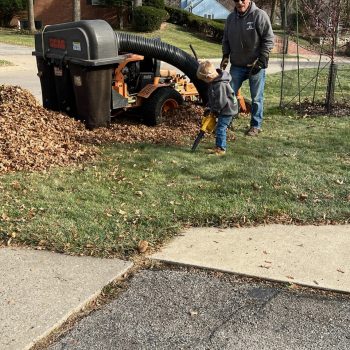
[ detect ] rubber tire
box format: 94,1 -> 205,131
142,87 -> 184,126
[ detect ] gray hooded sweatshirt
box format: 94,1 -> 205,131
222,1 -> 274,67
208,70 -> 238,116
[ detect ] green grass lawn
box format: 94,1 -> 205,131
1,71 -> 349,258
123,23 -> 222,59
0,28 -> 35,46
0,23 -> 303,59
0,23 -> 222,58
0,25 -> 349,259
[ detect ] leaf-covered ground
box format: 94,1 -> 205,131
0,84 -> 226,174
0,85 -> 97,173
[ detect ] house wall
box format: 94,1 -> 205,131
34,0 -> 120,27
194,2 -> 229,19
181,0 -> 230,20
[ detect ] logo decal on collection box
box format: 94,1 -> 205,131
54,67 -> 63,76
74,76 -> 82,86
73,41 -> 81,51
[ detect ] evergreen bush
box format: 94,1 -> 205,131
0,0 -> 26,26
133,6 -> 168,32
143,0 -> 165,10
165,6 -> 224,42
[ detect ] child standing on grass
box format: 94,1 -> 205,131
197,60 -> 238,155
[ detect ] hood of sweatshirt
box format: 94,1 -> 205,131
213,69 -> 231,84
235,1 -> 257,18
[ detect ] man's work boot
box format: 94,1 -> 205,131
246,127 -> 261,137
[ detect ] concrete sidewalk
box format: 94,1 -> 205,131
152,225 -> 350,293
0,247 -> 132,350
2,225 -> 348,350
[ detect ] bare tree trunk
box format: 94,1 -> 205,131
280,0 -> 287,29
134,0 -> 142,7
281,0 -> 294,29
270,0 -> 278,25
28,0 -> 36,33
73,0 -> 81,21
326,0 -> 341,111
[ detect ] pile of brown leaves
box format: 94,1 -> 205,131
0,85 -> 206,174
0,85 -> 98,173
81,104 -> 203,146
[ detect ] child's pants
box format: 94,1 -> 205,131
216,114 -> 233,150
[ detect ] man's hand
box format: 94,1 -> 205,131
248,54 -> 269,76
220,55 -> 229,70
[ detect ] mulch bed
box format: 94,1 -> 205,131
295,101 -> 350,118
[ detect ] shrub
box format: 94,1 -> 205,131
143,0 -> 165,10
345,42 -> 350,57
133,6 -> 168,32
165,6 -> 189,25
0,0 -> 26,26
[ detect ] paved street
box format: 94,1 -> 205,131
48,268 -> 350,350
0,44 -> 41,101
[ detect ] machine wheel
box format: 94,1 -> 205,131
143,87 -> 184,126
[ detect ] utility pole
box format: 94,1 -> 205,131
270,0 -> 278,25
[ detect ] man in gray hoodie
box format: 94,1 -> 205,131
221,0 -> 274,136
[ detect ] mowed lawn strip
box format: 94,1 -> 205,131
0,24 -> 221,58
0,28 -> 34,46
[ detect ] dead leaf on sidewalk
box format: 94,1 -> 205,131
189,310 -> 198,317
258,265 -> 271,269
